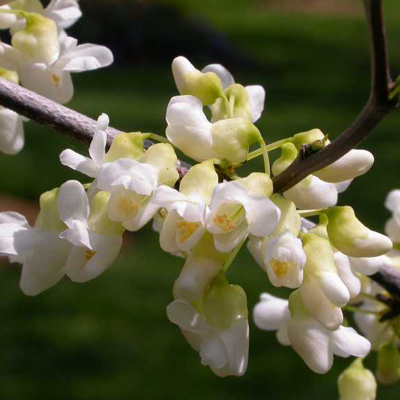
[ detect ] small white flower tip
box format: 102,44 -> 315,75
354,230 -> 393,258
97,113 -> 109,131
385,189 -> 400,213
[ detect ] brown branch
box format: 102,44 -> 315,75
272,0 -> 398,193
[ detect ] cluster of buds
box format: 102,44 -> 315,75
0,50 -> 399,398
0,0 -> 113,155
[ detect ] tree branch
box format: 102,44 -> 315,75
272,0 -> 398,193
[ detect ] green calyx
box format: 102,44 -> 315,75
0,67 -> 19,85
35,188 -> 66,232
202,274 -> 248,330
272,143 -> 298,176
291,129 -> 325,150
239,172 -> 273,198
141,143 -> 179,187
104,132 -> 145,163
271,194 -> 301,236
377,342 -> 400,385
88,191 -> 125,236
179,159 -> 218,204
212,117 -> 262,165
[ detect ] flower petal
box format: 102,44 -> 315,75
0,108 -> 24,155
59,149 -> 98,178
332,326 -> 371,358
253,293 -> 290,331
58,180 -> 90,229
201,64 -> 235,89
245,85 -> 265,122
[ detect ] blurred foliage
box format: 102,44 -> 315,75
1,0 -> 400,399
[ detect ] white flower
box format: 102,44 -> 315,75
248,231 -> 306,289
96,158 -> 160,231
167,279 -> 249,378
206,179 -> 280,252
300,233 -> 350,330
0,193 -> 71,296
166,95 -> 261,164
0,35 -> 113,104
18,36 -> 113,104
152,160 -> 218,254
202,63 -> 265,122
58,180 -> 123,283
60,113 -> 109,177
253,291 -> 370,374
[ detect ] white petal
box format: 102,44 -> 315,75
200,333 -> 229,371
44,0 -> 82,30
349,255 -> 386,276
319,271 -> 350,307
334,179 -> 353,193
314,150 -> 374,183
59,221 -> 91,249
334,253 -> 361,299
174,256 -> 221,302
385,189 -> 400,213
122,198 -> 159,232
354,230 -> 393,258
58,180 -> 90,229
19,64 -> 74,104
216,319 -> 249,377
0,42 -> 19,71
20,232 -> 71,296
253,293 -> 290,331
166,95 -> 214,162
0,223 -> 29,256
284,176 -> 338,210
88,123 -> 107,167
0,211 -> 29,226
57,43 -> 114,72
213,219 -> 249,252
66,233 -> 122,282
166,299 -> 208,333
59,149 -> 98,178
332,326 -> 371,358
97,159 -> 158,195
0,5 -> 16,30
300,280 -> 343,330
201,64 -> 235,89
245,85 -> 265,122
288,317 -> 333,374
0,108 -> 24,155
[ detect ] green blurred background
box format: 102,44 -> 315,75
0,0 -> 400,398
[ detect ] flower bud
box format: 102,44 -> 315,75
338,359 -> 377,400
239,172 -> 273,198
272,143 -> 297,175
104,132 -> 145,163
291,128 -> 325,150
172,56 -> 224,106
377,342 -> 400,385
326,206 -> 392,257
35,188 -> 66,232
211,117 -> 262,164
12,12 -> 60,64
314,149 -> 374,183
203,275 -> 248,330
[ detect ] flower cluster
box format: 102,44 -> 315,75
0,0 -> 113,155
0,52 -> 398,398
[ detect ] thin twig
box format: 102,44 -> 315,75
272,0 -> 398,193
